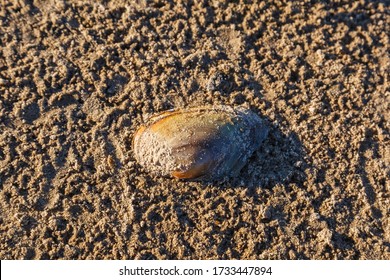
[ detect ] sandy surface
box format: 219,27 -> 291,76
0,0 -> 389,259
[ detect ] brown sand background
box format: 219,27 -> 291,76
0,0 -> 389,259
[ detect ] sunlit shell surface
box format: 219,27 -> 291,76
133,106 -> 269,180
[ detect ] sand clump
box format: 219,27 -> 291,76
0,0 -> 389,259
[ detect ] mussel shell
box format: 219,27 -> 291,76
133,106 -> 268,180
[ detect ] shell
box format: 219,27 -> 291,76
133,106 -> 268,180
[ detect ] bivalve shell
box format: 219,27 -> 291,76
133,106 -> 268,180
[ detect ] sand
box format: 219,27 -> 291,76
0,0 -> 389,259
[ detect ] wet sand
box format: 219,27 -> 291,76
0,0 -> 389,259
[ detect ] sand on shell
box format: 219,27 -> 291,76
0,0 -> 389,259
133,106 -> 269,180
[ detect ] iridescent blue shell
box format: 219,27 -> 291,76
133,106 -> 268,180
